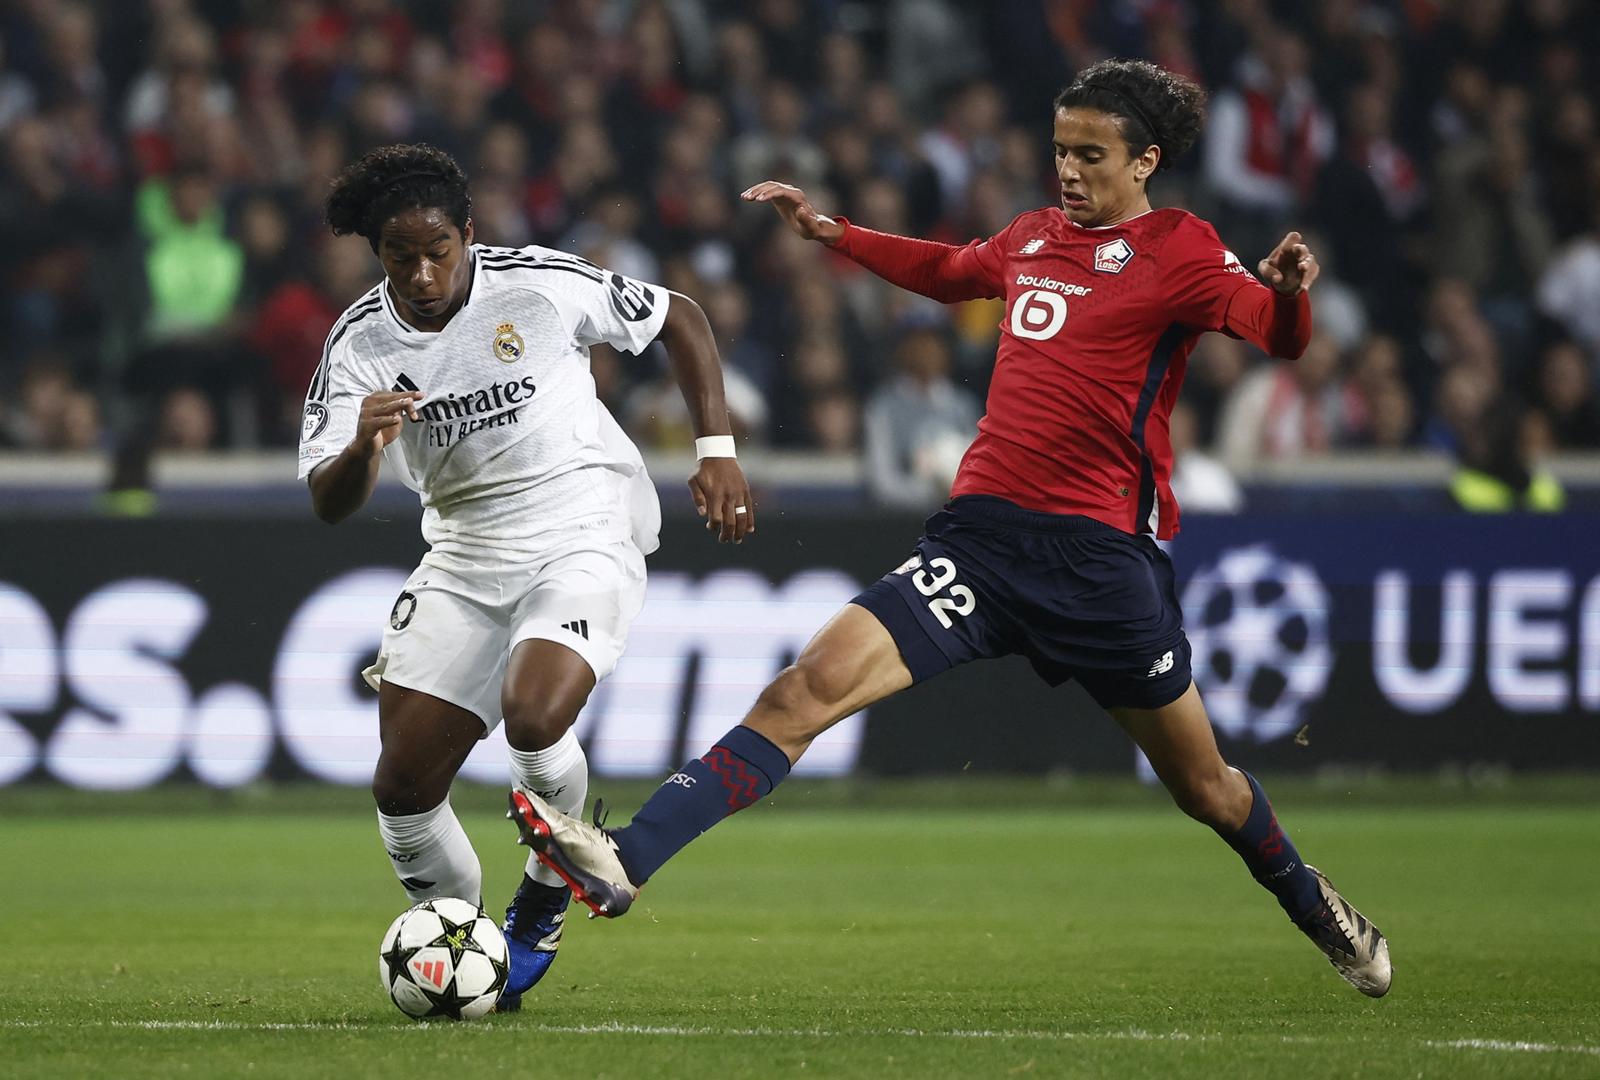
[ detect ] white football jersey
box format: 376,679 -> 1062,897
298,244 -> 667,564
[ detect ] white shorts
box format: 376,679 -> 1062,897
361,540 -> 647,732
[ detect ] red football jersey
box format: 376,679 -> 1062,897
838,207 -> 1291,539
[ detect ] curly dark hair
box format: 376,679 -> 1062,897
1053,60 -> 1207,173
325,143 -> 471,251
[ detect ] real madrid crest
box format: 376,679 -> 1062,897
493,322 -> 525,363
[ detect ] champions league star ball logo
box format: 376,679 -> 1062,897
1183,545 -> 1333,743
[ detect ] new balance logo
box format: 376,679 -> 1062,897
1020,238 -> 1045,255
411,959 -> 448,989
561,619 -> 589,640
1147,650 -> 1175,677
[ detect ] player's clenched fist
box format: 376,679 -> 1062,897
353,390 -> 423,455
741,181 -> 845,246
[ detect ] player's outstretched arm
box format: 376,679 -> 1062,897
1220,232 -> 1318,360
740,180 -> 1001,303
656,291 -> 756,544
307,391 -> 421,524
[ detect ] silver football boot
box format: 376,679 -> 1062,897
1298,865 -> 1392,997
507,786 -> 639,918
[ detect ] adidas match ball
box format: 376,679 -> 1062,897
378,897 -> 508,1020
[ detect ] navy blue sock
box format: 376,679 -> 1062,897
1215,772 -> 1323,924
612,726 -> 792,886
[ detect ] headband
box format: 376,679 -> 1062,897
1080,82 -> 1160,142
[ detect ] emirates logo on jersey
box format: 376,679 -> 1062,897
1093,238 -> 1135,273
418,377 -> 537,424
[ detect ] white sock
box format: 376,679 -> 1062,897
509,727 -> 589,887
377,796 -> 483,906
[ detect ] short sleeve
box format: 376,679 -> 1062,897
1163,217 -> 1270,332
553,259 -> 671,355
297,332 -> 364,479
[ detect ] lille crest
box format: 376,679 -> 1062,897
493,322 -> 525,363
1093,238 -> 1135,274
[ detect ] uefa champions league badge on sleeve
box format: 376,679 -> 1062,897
493,322 -> 525,363
1093,238 -> 1135,274
302,402 -> 329,440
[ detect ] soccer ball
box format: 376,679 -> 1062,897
378,897 -> 508,1020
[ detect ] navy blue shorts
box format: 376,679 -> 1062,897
852,495 -> 1192,710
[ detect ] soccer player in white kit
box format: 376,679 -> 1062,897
299,144 -> 755,1011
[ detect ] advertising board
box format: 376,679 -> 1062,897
2,513 -> 1595,788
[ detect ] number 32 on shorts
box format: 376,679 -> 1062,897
911,557 -> 976,629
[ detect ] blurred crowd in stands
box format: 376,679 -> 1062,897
2,0 -> 1599,508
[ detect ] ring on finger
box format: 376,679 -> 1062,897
734,505 -> 748,514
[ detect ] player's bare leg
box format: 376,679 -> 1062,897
1112,682 -> 1392,997
509,603 -> 913,916
497,638 -> 598,1007
372,682 -> 486,905
1110,682 -> 1253,829
740,603 -> 915,761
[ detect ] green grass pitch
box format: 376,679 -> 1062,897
5,777 -> 1599,1079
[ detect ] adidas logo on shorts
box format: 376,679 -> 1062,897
561,619 -> 589,640
1147,650 -> 1175,678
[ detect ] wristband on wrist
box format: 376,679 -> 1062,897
694,435 -> 737,460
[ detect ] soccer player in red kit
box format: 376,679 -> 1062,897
509,59 -> 1391,997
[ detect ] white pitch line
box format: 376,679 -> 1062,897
544,1023 -> 1199,1042
3,1019 -> 1201,1042
1423,1038 -> 1600,1057
4,1019 -> 1598,1057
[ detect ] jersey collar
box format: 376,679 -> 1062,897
1062,206 -> 1157,231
